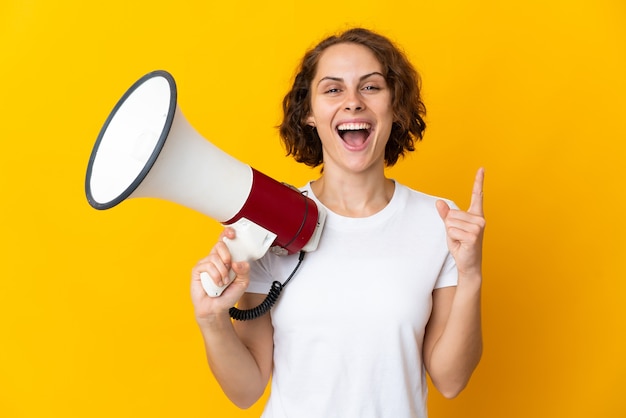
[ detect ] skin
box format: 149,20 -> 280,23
191,42 -> 485,408
305,43 -> 396,217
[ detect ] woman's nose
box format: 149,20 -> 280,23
344,91 -> 365,111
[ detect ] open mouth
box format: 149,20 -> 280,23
337,122 -> 372,148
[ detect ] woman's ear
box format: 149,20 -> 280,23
305,114 -> 316,127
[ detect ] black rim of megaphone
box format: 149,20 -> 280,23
85,70 -> 177,210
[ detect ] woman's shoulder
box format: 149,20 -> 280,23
396,182 -> 457,210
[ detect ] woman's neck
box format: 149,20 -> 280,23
311,171 -> 395,218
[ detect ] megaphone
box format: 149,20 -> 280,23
85,70 -> 326,300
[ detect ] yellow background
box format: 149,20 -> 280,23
1,0 -> 625,417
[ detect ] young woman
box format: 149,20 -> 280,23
191,28 -> 485,417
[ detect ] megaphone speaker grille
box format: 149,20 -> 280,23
85,70 -> 177,209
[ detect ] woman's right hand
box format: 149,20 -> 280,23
191,227 -> 251,324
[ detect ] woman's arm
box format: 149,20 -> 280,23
191,228 -> 274,409
423,168 -> 486,398
423,281 -> 482,398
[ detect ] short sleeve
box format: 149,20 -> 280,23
434,251 -> 458,289
434,198 -> 459,289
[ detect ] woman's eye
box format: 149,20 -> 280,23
325,88 -> 341,94
363,85 -> 380,91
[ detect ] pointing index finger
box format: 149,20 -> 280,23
468,167 -> 485,216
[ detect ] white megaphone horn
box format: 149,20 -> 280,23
85,70 -> 326,302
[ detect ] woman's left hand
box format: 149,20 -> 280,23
436,168 -> 486,277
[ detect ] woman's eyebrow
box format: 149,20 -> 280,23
317,76 -> 342,86
317,72 -> 385,86
360,71 -> 385,81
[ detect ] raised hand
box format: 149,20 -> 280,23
435,168 -> 486,277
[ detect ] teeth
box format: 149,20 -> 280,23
337,122 -> 371,131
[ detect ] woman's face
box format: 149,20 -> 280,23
306,42 -> 394,175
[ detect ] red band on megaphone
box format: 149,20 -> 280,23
224,168 -> 319,255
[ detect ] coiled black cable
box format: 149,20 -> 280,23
228,281 -> 284,321
229,251 -> 306,321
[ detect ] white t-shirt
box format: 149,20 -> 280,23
246,181 -> 458,418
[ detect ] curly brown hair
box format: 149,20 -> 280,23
279,28 -> 427,168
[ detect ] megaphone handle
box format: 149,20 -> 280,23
200,218 -> 277,297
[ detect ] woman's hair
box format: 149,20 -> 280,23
279,27 -> 427,168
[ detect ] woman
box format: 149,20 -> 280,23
191,27 -> 485,417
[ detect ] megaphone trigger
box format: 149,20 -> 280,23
200,218 -> 277,297
222,218 -> 278,262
